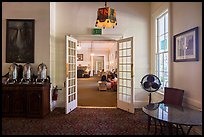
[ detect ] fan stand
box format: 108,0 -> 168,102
148,93 -> 152,104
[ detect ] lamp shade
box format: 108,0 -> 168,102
95,6 -> 117,29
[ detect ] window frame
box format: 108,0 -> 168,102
155,11 -> 169,91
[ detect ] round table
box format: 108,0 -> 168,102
142,103 -> 202,135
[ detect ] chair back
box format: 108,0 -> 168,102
163,87 -> 184,106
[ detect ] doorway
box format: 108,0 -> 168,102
66,35 -> 134,114
76,40 -> 117,107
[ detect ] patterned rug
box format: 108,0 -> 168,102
2,107 -> 196,135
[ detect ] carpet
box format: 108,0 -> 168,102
2,107 -> 196,135
2,108 -> 153,135
77,76 -> 117,107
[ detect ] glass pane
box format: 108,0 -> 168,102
123,42 -> 127,49
123,72 -> 127,79
165,13 -> 168,33
159,35 -> 165,53
123,94 -> 127,102
119,72 -> 123,78
127,80 -> 131,87
73,94 -> 76,100
73,42 -> 76,49
126,65 -> 131,71
123,80 -> 126,86
159,54 -> 164,72
119,65 -> 123,71
164,34 -> 168,52
158,16 -> 164,35
127,49 -> 131,56
123,65 -> 126,71
127,88 -> 131,95
158,71 -> 164,88
123,87 -> 126,93
68,87 -> 71,94
126,41 -> 131,48
164,53 -> 168,72
119,50 -> 123,57
126,57 -> 131,63
119,94 -> 122,100
123,50 -> 126,56
122,57 -> 125,63
119,79 -> 122,86
164,72 -> 168,87
127,95 -> 131,103
119,43 -> 123,49
73,79 -> 76,85
127,72 -> 131,79
68,96 -> 70,103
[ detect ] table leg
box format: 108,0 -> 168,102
186,126 -> 193,135
147,116 -> 151,131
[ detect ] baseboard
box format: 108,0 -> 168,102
183,97 -> 202,111
56,101 -> 65,108
133,101 -> 148,108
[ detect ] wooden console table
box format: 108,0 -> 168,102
2,83 -> 50,118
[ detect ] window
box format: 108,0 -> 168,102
155,11 -> 168,90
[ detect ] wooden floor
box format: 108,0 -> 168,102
77,75 -> 117,107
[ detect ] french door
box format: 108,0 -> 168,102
117,37 -> 134,113
65,35 -> 77,114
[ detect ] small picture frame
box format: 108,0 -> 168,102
6,19 -> 35,63
173,27 -> 199,62
77,54 -> 83,61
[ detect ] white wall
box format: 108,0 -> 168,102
151,2 -> 202,110
171,2 -> 202,110
2,2 -> 50,76
76,41 -> 113,71
109,42 -> 117,71
53,2 -> 150,107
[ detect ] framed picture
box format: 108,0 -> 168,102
173,27 -> 199,62
6,19 -> 35,63
77,54 -> 83,61
115,51 -> 117,59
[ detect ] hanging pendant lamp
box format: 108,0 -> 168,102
95,2 -> 117,29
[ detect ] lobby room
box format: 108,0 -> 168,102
2,2 -> 202,135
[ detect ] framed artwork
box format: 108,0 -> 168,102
77,54 -> 83,61
115,51 -> 117,59
173,27 -> 199,62
6,19 -> 35,63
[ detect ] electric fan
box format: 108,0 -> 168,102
140,74 -> 161,104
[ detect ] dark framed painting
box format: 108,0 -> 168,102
173,27 -> 199,62
77,54 -> 83,61
6,19 -> 35,63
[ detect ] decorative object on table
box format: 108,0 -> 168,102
6,62 -> 18,84
95,2 -> 117,29
6,19 -> 35,63
173,27 -> 199,62
21,63 -> 32,84
36,63 -> 48,83
140,74 -> 161,104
